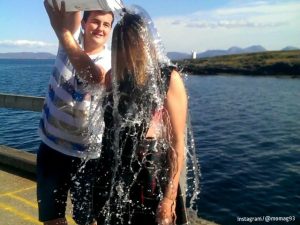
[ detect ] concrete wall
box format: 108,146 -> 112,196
0,93 -> 44,112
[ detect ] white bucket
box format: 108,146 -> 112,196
47,0 -> 123,12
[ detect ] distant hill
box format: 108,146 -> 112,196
197,45 -> 266,58
167,52 -> 190,61
0,52 -> 56,59
281,46 -> 299,51
178,50 -> 300,76
167,45 -> 267,60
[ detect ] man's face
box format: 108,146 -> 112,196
83,11 -> 113,48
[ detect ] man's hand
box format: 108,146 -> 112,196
44,0 -> 79,36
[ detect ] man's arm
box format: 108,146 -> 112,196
44,0 -> 106,85
64,12 -> 81,35
55,30 -> 106,84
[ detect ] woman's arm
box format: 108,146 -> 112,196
157,70 -> 188,224
164,69 -> 187,199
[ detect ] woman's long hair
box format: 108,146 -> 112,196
111,11 -> 179,188
112,13 -> 158,87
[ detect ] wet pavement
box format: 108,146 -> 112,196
0,166 -> 75,225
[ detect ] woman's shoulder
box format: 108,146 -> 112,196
168,70 -> 185,94
160,65 -> 184,91
161,64 -> 177,76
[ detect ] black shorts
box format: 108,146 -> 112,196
36,142 -> 101,224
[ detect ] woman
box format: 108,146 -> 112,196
97,6 -> 190,225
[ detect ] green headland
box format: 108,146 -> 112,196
177,50 -> 300,76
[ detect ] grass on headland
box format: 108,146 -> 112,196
177,50 -> 300,76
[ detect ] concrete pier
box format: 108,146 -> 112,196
0,146 -> 77,225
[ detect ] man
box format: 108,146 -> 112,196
37,0 -> 114,224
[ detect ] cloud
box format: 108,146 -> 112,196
163,1 -> 300,30
154,1 -> 300,52
0,40 -> 55,48
185,20 -> 288,29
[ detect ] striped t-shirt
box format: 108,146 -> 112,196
38,29 -> 111,159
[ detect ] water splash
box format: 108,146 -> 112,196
71,5 -> 201,225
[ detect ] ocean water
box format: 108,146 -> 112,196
0,59 -> 300,224
0,59 -> 52,152
186,75 -> 300,224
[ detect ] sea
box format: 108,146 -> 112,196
0,59 -> 299,225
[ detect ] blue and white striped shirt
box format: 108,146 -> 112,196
38,29 -> 111,159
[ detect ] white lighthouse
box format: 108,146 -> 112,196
192,51 -> 197,59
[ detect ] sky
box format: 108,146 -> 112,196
0,0 -> 299,54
